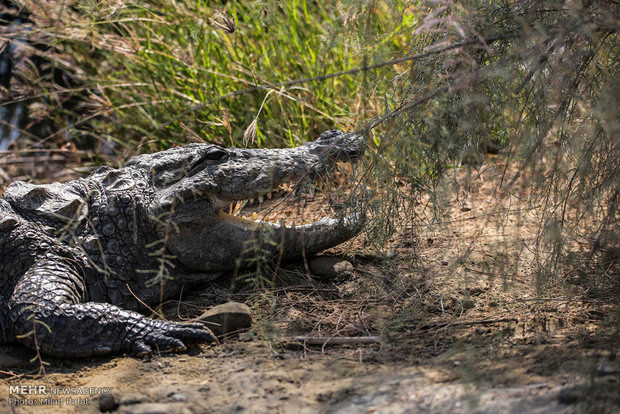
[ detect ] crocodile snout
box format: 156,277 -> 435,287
311,129 -> 366,163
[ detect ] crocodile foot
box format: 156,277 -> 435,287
127,320 -> 217,356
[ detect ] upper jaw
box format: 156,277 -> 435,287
148,130 -> 365,218
212,131 -> 365,201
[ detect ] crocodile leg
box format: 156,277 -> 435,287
8,259 -> 215,357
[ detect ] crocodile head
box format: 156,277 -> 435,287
126,130 -> 365,272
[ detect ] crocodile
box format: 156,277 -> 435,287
0,130 -> 365,358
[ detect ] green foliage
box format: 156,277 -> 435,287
20,0 -> 408,153
365,0 -> 618,288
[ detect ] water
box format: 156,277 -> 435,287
0,101 -> 26,150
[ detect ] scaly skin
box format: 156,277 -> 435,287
0,130 -> 365,357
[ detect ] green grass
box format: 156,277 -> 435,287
27,0 -> 412,155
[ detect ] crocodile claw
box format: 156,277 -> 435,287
128,320 -> 217,356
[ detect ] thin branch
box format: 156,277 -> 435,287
287,336 -> 382,346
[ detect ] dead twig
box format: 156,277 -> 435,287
0,149 -> 88,155
125,283 -> 157,316
0,155 -> 70,164
416,317 -> 518,330
0,369 -> 26,380
287,336 -> 382,346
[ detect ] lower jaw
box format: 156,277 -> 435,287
217,210 -> 333,232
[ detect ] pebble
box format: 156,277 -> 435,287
118,402 -> 190,414
596,364 -> 617,377
461,298 -> 475,309
308,256 -> 354,280
195,302 -> 252,337
97,394 -> 118,412
169,393 -> 187,402
557,388 -> 582,404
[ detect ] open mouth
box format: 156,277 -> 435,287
161,137 -> 366,271
216,184 -> 323,231
166,174 -> 364,272
216,170 -> 356,232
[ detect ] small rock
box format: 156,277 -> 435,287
441,260 -> 449,266
596,364 -> 617,377
460,206 -> 472,212
316,392 -> 331,403
195,302 -> 252,337
461,298 -> 475,309
525,382 -> 549,389
557,388 -> 582,404
119,402 -> 190,414
98,394 -> 119,412
168,393 -> 187,402
308,256 -> 354,280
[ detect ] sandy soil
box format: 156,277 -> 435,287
0,158 -> 618,413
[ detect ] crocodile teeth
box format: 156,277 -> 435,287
232,200 -> 247,216
251,212 -> 259,221
266,192 -> 272,199
258,196 -> 264,204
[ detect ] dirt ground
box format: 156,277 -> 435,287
0,156 -> 618,413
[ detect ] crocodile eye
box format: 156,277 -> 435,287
188,146 -> 228,176
204,146 -> 228,161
